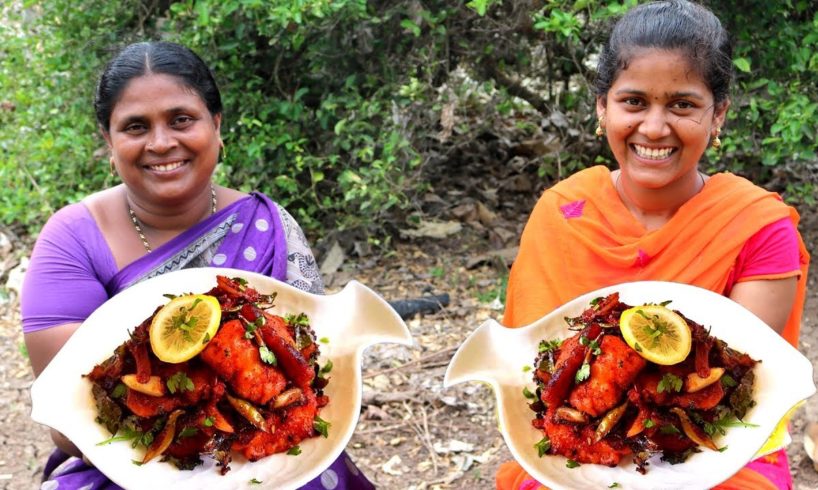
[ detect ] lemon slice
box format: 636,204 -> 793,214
619,304 -> 692,365
149,294 -> 221,363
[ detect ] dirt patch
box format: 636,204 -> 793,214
1,207 -> 816,490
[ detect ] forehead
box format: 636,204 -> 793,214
111,73 -> 206,118
612,48 -> 711,95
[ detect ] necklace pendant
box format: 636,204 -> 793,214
127,184 -> 217,254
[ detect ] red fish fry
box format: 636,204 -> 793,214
569,335 -> 647,417
200,319 -> 287,406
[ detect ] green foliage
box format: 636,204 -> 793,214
466,0 -> 818,204
1,0 -> 816,238
1,0 -> 431,235
709,0 -> 818,204
1,1 -> 128,230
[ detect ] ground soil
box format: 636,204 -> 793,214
1,196 -> 816,490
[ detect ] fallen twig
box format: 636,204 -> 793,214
362,390 -> 421,405
364,346 -> 457,379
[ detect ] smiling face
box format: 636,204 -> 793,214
104,73 -> 222,208
597,49 -> 728,190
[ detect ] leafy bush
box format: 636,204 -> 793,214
459,0 -> 817,203
1,0 -> 434,236
1,0 -> 815,239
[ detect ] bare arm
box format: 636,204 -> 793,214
729,277 -> 798,335
25,322 -> 83,457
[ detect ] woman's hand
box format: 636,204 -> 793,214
729,277 -> 798,335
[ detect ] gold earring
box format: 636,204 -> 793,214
712,128 -> 722,150
595,115 -> 605,137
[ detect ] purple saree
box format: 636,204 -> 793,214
23,192 -> 374,489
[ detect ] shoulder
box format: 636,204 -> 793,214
247,192 -> 302,233
274,203 -> 300,231
543,165 -> 611,201
31,200 -> 111,270
215,186 -> 249,209
709,172 -> 786,203
528,165 -> 611,218
37,201 -> 96,243
273,203 -> 312,251
739,217 -> 801,271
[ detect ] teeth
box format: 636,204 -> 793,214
152,161 -> 185,172
633,145 -> 673,159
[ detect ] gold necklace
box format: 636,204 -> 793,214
128,185 -> 217,253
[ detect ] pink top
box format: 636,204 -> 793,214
724,217 -> 801,295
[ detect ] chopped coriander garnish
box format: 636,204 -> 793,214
721,374 -> 737,387
202,332 -> 211,344
132,460 -> 145,466
657,373 -> 683,393
534,436 -> 551,457
702,414 -> 760,436
538,339 -> 562,353
259,346 -> 277,365
643,419 -> 655,429
609,484 -> 621,488
575,362 -> 591,383
243,317 -> 263,339
635,310 -> 673,347
97,423 -> 154,449
171,298 -> 202,341
589,296 -> 604,306
580,335 -> 602,355
319,359 -> 334,375
285,312 -> 310,327
287,446 -> 302,456
319,337 -> 330,344
167,371 -> 195,394
658,300 -> 672,307
111,383 -> 127,399
203,416 -> 215,427
718,445 -> 729,452
314,416 -> 330,437
659,424 -> 680,435
178,427 -> 198,438
522,365 -> 532,372
249,478 -> 262,485
522,387 -> 536,399
566,459 -> 580,468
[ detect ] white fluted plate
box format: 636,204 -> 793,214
444,281 -> 815,490
31,267 -> 412,490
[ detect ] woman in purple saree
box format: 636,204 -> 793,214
22,41 -> 374,490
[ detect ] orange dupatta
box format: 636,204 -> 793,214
503,166 -> 809,345
497,166 -> 810,490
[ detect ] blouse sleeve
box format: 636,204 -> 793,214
724,217 -> 801,293
21,204 -> 116,333
274,204 -> 325,295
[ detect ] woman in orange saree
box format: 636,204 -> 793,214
496,1 -> 810,489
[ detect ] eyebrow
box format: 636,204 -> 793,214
115,107 -> 194,126
614,89 -> 705,100
116,115 -> 145,128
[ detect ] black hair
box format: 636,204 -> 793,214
595,0 -> 733,104
94,42 -> 222,131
